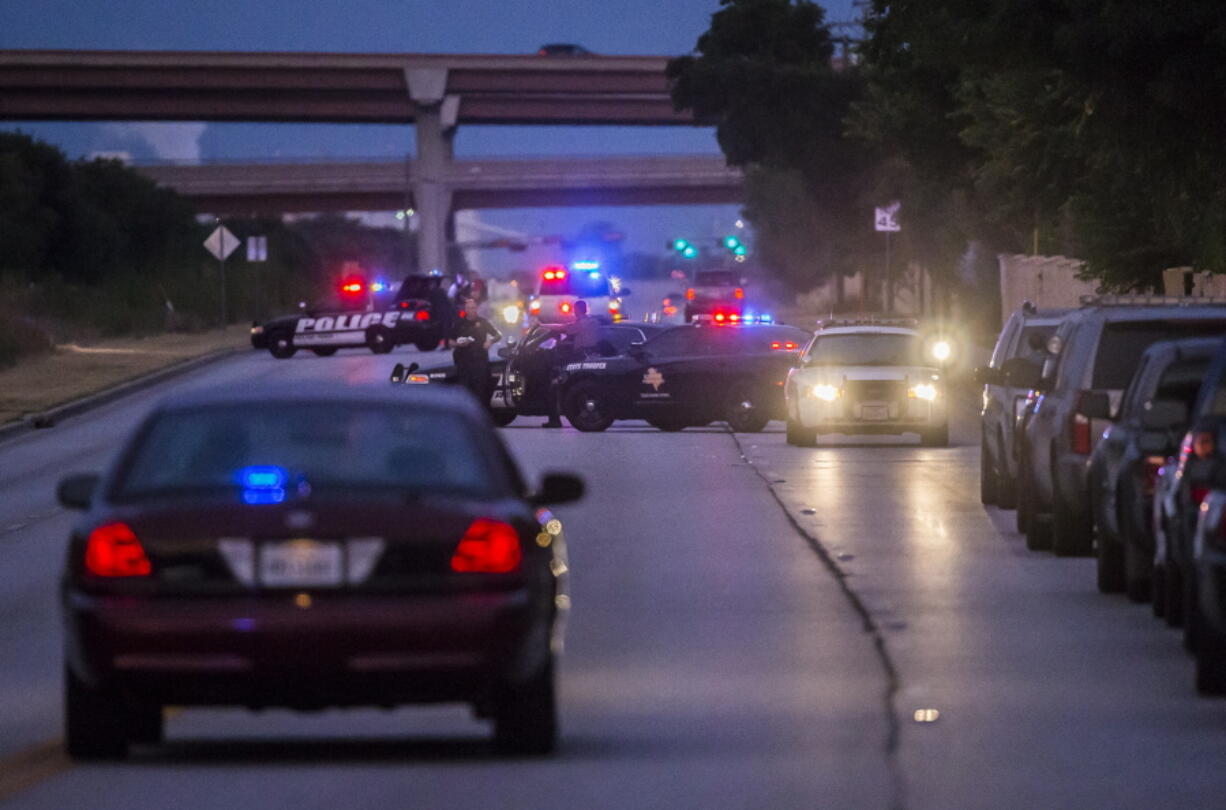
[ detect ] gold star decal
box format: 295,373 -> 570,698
643,367 -> 665,391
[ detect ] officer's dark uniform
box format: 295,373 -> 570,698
543,310 -> 600,426
452,310 -> 501,403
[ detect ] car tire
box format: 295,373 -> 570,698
980,434 -> 998,505
724,387 -> 769,433
1016,456 -> 1033,534
491,410 -> 517,428
1152,563 -> 1167,618
1052,499 -> 1093,557
64,666 -> 129,760
366,326 -> 394,354
493,658 -> 557,756
996,430 -> 1018,509
647,417 -> 688,432
1025,514 -> 1053,551
1122,519 -> 1152,603
268,333 -> 296,359
786,418 -> 817,447
1184,576 -> 1201,653
310,347 -> 338,357
1196,622 -> 1226,696
1165,564 -> 1185,627
126,703 -> 164,746
921,423 -> 949,448
563,382 -> 615,432
415,337 -> 442,352
1096,530 -> 1125,593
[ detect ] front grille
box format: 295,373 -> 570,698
844,379 -> 907,405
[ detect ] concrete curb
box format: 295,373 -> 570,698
0,347 -> 244,444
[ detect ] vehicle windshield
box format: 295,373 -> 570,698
117,403 -> 501,500
803,333 -> 924,366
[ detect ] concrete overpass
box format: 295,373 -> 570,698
0,49 -> 710,274
136,155 -> 742,214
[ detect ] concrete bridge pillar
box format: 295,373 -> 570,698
405,69 -> 457,276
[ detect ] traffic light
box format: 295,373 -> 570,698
671,238 -> 690,252
723,235 -> 748,257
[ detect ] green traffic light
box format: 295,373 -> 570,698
733,244 -> 748,256
682,245 -> 699,259
671,238 -> 691,252
723,235 -> 741,249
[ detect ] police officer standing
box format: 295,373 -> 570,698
542,299 -> 600,428
451,294 -> 501,404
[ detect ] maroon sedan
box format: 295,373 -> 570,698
57,384 -> 582,759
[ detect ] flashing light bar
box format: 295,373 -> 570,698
572,260 -> 600,271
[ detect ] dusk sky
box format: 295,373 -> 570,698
3,0 -> 859,269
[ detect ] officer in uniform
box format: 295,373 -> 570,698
451,295 -> 501,404
542,299 -> 600,428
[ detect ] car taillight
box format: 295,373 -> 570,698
714,312 -> 726,323
414,309 -> 430,321
609,300 -> 620,312
398,300 -> 410,309
1070,392 -> 1094,454
685,288 -> 695,300
450,519 -> 521,574
559,301 -> 572,314
734,287 -> 745,299
84,523 -> 152,577
784,342 -> 797,351
770,342 -> 781,349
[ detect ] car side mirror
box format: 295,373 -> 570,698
57,473 -> 100,510
1141,399 -> 1188,431
1000,357 -> 1041,389
1078,391 -> 1113,420
974,366 -> 1004,386
530,472 -> 585,506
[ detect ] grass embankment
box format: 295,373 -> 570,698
0,329 -> 246,426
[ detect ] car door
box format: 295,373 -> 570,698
631,328 -> 713,414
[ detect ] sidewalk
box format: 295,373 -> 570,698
0,329 -> 246,427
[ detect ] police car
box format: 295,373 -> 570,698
526,265 -> 627,325
785,319 -> 951,446
554,320 -> 811,432
252,274 -> 449,359
390,350 -> 517,427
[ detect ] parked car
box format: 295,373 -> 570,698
1087,339 -> 1215,599
1188,487 -> 1226,693
976,303 -> 1070,507
1016,297 -> 1226,556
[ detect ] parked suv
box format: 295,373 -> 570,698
1016,297 -> 1226,556
976,302 -> 1070,508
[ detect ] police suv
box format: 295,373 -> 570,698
785,319 -> 951,447
527,265 -> 626,325
251,275 -> 449,359
555,320 -> 811,432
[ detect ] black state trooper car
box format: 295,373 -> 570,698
555,322 -> 812,432
253,275 -> 450,359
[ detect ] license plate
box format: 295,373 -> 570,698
861,404 -> 889,421
260,540 -> 343,587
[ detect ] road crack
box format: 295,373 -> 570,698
726,429 -> 908,810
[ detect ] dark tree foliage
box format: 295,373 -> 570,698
668,0 -> 877,292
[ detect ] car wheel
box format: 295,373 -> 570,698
64,666 -> 129,760
310,347 -> 338,357
268,333 -> 296,359
1016,454 -> 1033,534
1165,564 -> 1185,627
1196,621 -> 1226,696
1025,514 -> 1053,551
996,430 -> 1018,509
1096,530 -> 1125,593
563,382 -> 615,432
366,326 -> 394,354
647,416 -> 688,432
1152,563 -> 1167,618
1184,576 -> 1201,653
1052,500 -> 1093,557
126,703 -> 164,745
786,417 -> 817,447
921,423 -> 949,448
491,409 -> 517,428
415,337 -> 442,352
1122,519 -> 1152,603
724,387 -> 769,433
980,434 -> 998,505
493,657 -> 557,756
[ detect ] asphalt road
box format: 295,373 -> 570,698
2,346 -> 1225,809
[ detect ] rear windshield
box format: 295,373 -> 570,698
118,403 -> 501,500
695,271 -> 738,287
538,272 -> 610,297
804,333 -> 924,366
1155,358 -> 1210,409
1093,321 -> 1226,389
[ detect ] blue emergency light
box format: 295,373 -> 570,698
237,465 -> 288,505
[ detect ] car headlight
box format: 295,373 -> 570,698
909,383 -> 938,401
930,340 -> 952,362
812,384 -> 840,402
250,325 -> 264,335
501,304 -> 521,324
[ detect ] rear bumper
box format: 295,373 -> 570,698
65,588 -> 551,707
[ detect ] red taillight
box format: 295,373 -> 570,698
450,519 -> 522,574
529,300 -> 541,314
770,341 -> 781,349
685,288 -> 695,301
609,300 -> 620,312
559,301 -> 572,314
734,287 -> 745,300
85,523 -> 151,577
714,312 -> 726,323
785,342 -> 798,350
1193,487 -> 1211,506
398,300 -> 410,309
414,309 -> 430,321
1071,414 -> 1092,454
